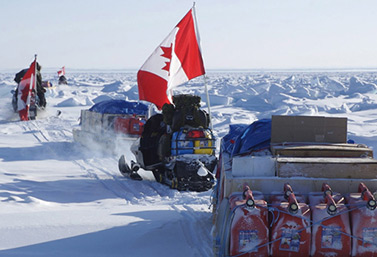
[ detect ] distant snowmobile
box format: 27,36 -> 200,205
57,66 -> 68,85
12,57 -> 46,120
118,94 -> 217,192
58,75 -> 68,85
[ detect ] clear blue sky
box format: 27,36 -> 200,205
1,0 -> 377,70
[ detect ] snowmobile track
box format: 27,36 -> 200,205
73,159 -> 139,203
19,120 -> 139,203
20,119 -> 173,204
171,204 -> 212,257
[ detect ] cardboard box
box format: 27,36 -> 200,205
271,115 -> 347,143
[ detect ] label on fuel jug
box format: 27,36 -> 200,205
279,228 -> 300,252
239,230 -> 258,253
321,226 -> 342,249
362,227 -> 377,247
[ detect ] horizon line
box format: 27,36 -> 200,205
2,67 -> 377,73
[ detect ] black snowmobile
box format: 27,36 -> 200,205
58,75 -> 68,85
118,94 -> 217,192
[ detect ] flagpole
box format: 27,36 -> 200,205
204,75 -> 213,130
32,54 -> 37,120
192,4 -> 213,130
34,54 -> 37,95
34,54 -> 37,74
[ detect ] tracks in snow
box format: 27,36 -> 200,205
17,115 -> 214,257
19,118 -> 206,206
172,204 -> 213,257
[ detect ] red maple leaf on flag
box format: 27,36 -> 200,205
160,43 -> 172,73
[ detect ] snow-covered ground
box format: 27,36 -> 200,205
1,70 -> 377,256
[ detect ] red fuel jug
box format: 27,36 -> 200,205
229,185 -> 269,256
310,192 -> 351,257
346,183 -> 377,257
270,192 -> 311,257
217,185 -> 265,257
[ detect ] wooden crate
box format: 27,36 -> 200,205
277,157 -> 377,179
271,143 -> 373,158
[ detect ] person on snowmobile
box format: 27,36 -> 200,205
14,69 -> 28,84
13,68 -> 28,112
35,63 -> 47,108
13,62 -> 47,110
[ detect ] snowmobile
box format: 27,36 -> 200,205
118,94 -> 217,192
11,88 -> 41,120
12,66 -> 46,120
58,75 -> 68,85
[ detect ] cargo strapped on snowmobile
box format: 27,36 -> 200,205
170,127 -> 215,156
162,94 -> 210,132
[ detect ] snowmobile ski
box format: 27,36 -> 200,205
118,155 -> 143,181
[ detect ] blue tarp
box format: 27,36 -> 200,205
89,100 -> 148,115
229,119 -> 271,157
221,124 -> 249,154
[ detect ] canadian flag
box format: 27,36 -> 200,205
17,59 -> 37,121
137,7 -> 205,109
57,66 -> 65,77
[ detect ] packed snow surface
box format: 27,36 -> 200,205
1,70 -> 377,256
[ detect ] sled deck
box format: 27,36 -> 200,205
212,115 -> 377,257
